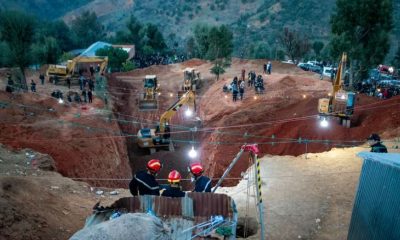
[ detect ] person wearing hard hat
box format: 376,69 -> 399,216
161,170 -> 185,197
129,159 -> 162,196
367,133 -> 388,153
189,163 -> 212,192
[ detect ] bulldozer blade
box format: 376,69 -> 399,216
139,100 -> 158,111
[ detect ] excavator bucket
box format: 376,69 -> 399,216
139,99 -> 158,111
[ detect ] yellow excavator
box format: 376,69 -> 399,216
177,68 -> 201,98
318,52 -> 356,128
138,75 -> 159,111
46,56 -> 108,83
137,90 -> 196,154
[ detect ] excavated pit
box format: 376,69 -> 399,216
108,59 -> 400,187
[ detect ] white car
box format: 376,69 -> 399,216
323,67 -> 334,77
281,60 -> 295,64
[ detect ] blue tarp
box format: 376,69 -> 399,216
79,41 -> 112,57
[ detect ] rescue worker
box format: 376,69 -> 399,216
189,163 -> 212,192
161,170 -> 185,197
367,134 -> 388,153
129,159 -> 162,196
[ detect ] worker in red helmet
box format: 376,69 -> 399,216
129,159 -> 162,196
161,170 -> 185,197
189,163 -> 212,192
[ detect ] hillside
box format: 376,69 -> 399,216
0,0 -> 91,20
2,0 -> 399,58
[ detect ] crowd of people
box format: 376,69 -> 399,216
129,160 -> 211,197
222,62 -> 271,102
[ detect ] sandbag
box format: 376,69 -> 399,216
70,213 -> 171,240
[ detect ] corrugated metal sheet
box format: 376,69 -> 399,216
348,153 -> 400,240
109,193 -> 237,239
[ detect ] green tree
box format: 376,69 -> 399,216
138,23 -> 167,56
122,61 -> 136,72
114,15 -> 143,46
392,45 -> 400,68
71,11 -> 104,48
312,41 -> 324,57
0,11 -> 36,91
31,37 -> 61,64
280,28 -> 310,62
206,25 -> 233,80
330,0 -> 393,85
194,24 -> 211,58
96,46 -> 129,72
185,36 -> 197,59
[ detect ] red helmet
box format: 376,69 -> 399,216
189,163 -> 204,176
147,159 -> 162,173
168,170 -> 181,183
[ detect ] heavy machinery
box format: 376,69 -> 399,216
178,68 -> 201,98
46,56 -> 108,83
137,90 -> 196,154
138,75 -> 159,111
318,52 -> 356,128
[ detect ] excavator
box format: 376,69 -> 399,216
138,75 -> 159,111
318,52 -> 356,128
177,68 -> 201,98
137,90 -> 196,154
46,56 -> 108,83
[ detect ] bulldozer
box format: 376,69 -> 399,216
137,90 -> 196,154
177,68 -> 201,98
46,56 -> 108,83
318,52 -> 356,128
138,75 -> 159,111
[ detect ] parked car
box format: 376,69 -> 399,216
282,60 -> 295,64
297,63 -> 311,71
323,67 -> 334,77
308,65 -> 322,74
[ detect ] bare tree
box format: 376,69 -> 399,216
280,28 -> 310,62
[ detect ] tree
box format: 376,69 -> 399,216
121,61 -> 136,72
312,41 -> 324,57
96,46 -> 129,72
114,15 -> 143,46
0,11 -> 36,91
31,37 -> 61,64
193,24 -> 211,58
138,23 -> 167,56
392,45 -> 400,68
71,11 -> 104,48
280,28 -> 310,62
185,36 -> 197,59
205,25 -> 233,80
330,0 -> 393,85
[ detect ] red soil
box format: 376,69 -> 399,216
0,91 -> 131,187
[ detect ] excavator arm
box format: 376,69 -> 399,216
331,53 -> 347,102
159,90 -> 196,132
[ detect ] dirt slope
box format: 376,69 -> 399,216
0,145 -> 131,240
0,90 -> 131,187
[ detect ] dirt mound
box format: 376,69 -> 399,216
0,145 -> 131,240
181,58 -> 207,68
0,91 -> 131,187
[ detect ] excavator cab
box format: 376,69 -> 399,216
178,68 -> 200,98
139,75 -> 159,111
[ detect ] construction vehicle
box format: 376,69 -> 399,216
178,68 -> 201,98
137,90 -> 196,154
138,75 -> 159,111
318,52 -> 356,128
46,56 -> 108,83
